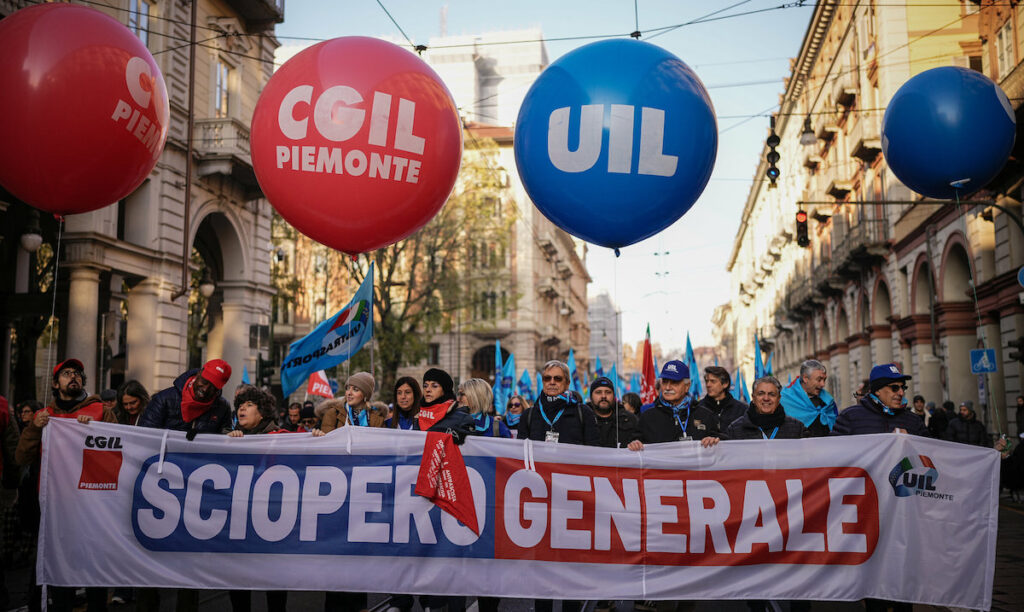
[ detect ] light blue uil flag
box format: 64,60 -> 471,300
280,263 -> 374,397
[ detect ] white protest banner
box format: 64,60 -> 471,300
38,420 -> 998,609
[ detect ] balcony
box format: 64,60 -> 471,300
826,178 -> 853,200
224,0 -> 285,31
195,118 -> 262,198
817,119 -> 840,143
811,255 -> 844,296
804,153 -> 824,169
832,218 -> 890,276
789,277 -> 815,313
848,112 -> 882,162
537,283 -> 559,299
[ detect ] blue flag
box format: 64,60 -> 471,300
630,372 -> 641,394
536,371 -> 543,402
739,370 -> 751,403
493,340 -> 504,414
280,263 -> 374,397
685,333 -> 702,400
594,355 -> 604,378
567,349 -> 582,394
609,363 -> 624,399
518,369 -> 533,398
766,351 -> 774,376
241,366 -> 251,385
498,353 -> 515,415
754,333 -> 765,379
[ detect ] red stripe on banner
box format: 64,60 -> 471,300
494,459 -> 879,567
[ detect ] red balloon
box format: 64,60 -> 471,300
250,37 -> 463,255
0,4 -> 169,215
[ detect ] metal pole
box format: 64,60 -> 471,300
171,0 -> 198,301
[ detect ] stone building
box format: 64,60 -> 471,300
716,0 -> 1024,436
0,0 -> 282,401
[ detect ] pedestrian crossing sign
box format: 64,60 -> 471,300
970,349 -> 997,374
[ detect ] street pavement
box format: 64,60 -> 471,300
5,498 -> 1022,612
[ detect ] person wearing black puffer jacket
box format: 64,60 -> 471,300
832,364 -> 927,612
945,402 -> 990,447
832,364 -> 930,438
725,376 -> 807,441
414,367 -> 476,442
698,366 -> 747,432
518,360 -> 599,446
587,376 -> 640,448
629,361 -> 721,450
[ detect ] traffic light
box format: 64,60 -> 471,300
1008,337 -> 1024,364
766,116 -> 781,187
257,353 -> 273,386
796,210 -> 809,247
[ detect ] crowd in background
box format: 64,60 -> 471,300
0,353 -> 1020,612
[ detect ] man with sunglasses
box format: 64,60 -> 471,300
518,360 -> 598,446
831,364 -> 929,437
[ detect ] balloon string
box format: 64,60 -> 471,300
614,248 -> 621,257
953,187 -> 1002,436
43,215 -> 64,407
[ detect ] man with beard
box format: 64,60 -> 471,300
16,358 -> 118,612
587,376 -> 640,448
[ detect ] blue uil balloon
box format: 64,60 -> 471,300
882,66 -> 1015,200
514,39 -> 717,250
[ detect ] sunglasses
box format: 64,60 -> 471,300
542,375 -> 565,382
301,418 -> 317,425
886,384 -> 907,392
510,402 -> 521,407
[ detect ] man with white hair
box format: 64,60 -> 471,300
518,360 -> 599,446
780,359 -> 837,437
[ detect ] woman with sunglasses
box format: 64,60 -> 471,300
387,376 -> 422,430
832,363 -> 929,437
458,378 -> 512,438
502,395 -> 529,437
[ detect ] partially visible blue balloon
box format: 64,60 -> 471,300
882,66 -> 1015,200
514,39 -> 717,249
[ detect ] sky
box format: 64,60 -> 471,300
273,1 -> 816,355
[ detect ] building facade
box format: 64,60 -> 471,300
717,0 -> 1024,436
589,291 -> 622,372
0,0 -> 282,401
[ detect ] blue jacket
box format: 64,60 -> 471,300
138,369 -> 231,435
831,397 -> 930,437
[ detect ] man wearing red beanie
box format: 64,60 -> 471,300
138,359 -> 232,440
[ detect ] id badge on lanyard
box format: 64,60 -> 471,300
545,430 -> 560,443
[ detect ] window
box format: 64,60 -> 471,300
214,59 -> 232,118
997,20 -> 1015,79
129,0 -> 151,47
428,343 -> 440,365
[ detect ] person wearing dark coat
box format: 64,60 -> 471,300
138,360 -> 232,438
518,360 -> 599,447
586,376 -> 640,448
698,366 -> 747,432
414,367 -> 476,442
725,376 -> 807,441
945,403 -> 990,447
832,364 -> 930,438
927,401 -> 949,439
629,360 -> 721,450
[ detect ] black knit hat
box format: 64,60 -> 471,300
423,367 -> 454,398
590,376 -> 615,398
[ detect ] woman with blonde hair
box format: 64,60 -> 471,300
503,394 -> 529,435
459,378 -> 512,438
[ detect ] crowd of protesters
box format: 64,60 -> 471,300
0,350 -> 1018,611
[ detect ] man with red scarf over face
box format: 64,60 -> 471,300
138,359 -> 232,439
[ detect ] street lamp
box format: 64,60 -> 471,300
198,268 -> 215,298
20,209 -> 42,253
800,115 -> 817,146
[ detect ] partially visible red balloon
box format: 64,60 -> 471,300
250,37 -> 463,255
0,3 -> 169,215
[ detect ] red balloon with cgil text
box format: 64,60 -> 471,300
0,3 -> 169,215
250,37 -> 463,255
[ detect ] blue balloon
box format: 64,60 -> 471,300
882,66 -> 1015,200
514,39 -> 717,249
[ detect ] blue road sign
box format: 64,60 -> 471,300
970,349 -> 998,374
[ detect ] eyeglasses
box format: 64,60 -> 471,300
542,375 -> 565,382
887,384 -> 908,392
58,369 -> 83,380
510,402 -> 521,407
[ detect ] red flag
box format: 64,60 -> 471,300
306,370 -> 333,398
640,324 -> 657,404
415,432 -> 479,535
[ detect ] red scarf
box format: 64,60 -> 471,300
417,399 -> 453,431
180,376 -> 216,423
415,431 -> 479,535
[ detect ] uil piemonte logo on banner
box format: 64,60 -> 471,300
78,435 -> 124,491
888,455 -> 953,501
